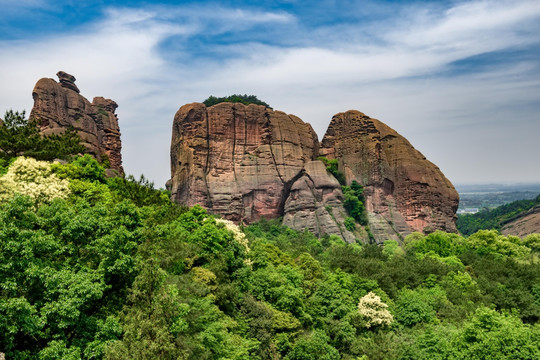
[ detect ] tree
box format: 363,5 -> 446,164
451,307 -> 540,359
0,110 -> 84,162
0,157 -> 70,204
357,291 -> 393,328
285,330 -> 340,360
203,94 -> 271,108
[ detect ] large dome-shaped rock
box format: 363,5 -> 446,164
168,102 -> 319,223
29,71 -> 123,174
320,110 -> 458,242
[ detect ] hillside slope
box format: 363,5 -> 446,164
457,194 -> 540,236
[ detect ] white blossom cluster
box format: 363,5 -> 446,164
215,218 -> 250,254
0,157 -> 70,204
357,291 -> 393,328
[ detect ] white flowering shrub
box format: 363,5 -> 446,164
215,218 -> 253,267
215,218 -> 250,253
0,157 -> 70,204
358,291 -> 393,328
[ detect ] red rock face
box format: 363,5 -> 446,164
169,104 -> 459,243
29,72 -> 123,174
283,160 -> 360,243
169,102 -> 319,223
320,110 -> 459,241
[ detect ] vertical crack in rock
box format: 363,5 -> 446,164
232,106 -> 238,182
203,108 -> 213,207
266,112 -> 285,185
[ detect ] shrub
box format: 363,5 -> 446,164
344,217 -> 356,232
317,157 -> 346,185
52,154 -> 106,182
342,181 -> 368,226
0,157 -> 70,204
203,94 -> 271,108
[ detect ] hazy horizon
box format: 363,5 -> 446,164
2,0 -> 539,188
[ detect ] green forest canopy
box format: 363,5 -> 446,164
0,154 -> 539,359
0,108 -> 539,359
203,94 -> 271,108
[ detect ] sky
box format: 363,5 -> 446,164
1,0 -> 539,188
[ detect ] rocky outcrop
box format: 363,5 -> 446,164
320,110 -> 459,242
29,71 -> 123,174
169,103 -> 458,243
283,160 -> 360,243
501,206 -> 540,237
169,102 -> 318,221
169,102 -> 357,241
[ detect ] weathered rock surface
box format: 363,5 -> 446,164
29,71 -> 123,174
169,103 -> 458,243
169,102 -> 318,221
320,110 -> 459,242
283,160 -> 358,243
501,206 -> 540,237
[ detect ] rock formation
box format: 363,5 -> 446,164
282,160 -> 361,243
320,110 -> 459,241
29,71 -> 123,174
169,103 -> 459,243
168,102 -> 358,241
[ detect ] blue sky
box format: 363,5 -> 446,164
1,0 -> 539,187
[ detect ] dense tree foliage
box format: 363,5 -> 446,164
203,95 -> 271,108
457,194 -> 540,235
0,155 -> 539,359
0,110 -> 84,168
341,181 -> 369,226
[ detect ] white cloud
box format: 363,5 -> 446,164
1,0 -> 539,186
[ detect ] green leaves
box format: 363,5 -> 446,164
1,154 -> 539,359
341,181 -> 368,226
451,307 -> 540,359
0,109 -> 85,162
203,94 -> 271,108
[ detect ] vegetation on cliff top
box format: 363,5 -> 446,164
203,94 -> 271,108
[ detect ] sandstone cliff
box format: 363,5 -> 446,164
29,71 -> 123,174
169,103 -> 458,243
320,110 -> 459,241
168,102 -> 358,241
